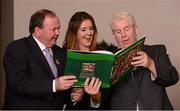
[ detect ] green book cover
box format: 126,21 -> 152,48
64,36 -> 146,88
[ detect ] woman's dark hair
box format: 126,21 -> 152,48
63,11 -> 97,51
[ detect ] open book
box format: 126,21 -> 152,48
64,36 -> 146,88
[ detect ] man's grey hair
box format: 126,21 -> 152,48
110,11 -> 137,31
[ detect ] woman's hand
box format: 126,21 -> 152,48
71,88 -> 84,102
84,77 -> 102,103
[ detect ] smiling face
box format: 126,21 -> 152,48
112,17 -> 137,49
35,16 -> 60,48
76,19 -> 94,51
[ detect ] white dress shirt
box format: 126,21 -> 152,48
33,36 -> 56,92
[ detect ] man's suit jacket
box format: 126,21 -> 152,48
3,36 -> 70,109
109,45 -> 179,110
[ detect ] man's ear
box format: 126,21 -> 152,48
34,27 -> 41,37
112,32 -> 119,47
135,25 -> 138,34
112,32 -> 116,39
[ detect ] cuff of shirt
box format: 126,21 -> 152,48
150,72 -> 157,81
90,97 -> 101,108
53,80 -> 56,92
71,98 -> 77,106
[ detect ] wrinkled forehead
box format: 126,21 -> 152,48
115,17 -> 134,26
111,17 -> 132,30
44,16 -> 60,24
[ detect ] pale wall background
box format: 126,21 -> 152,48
2,0 -> 180,109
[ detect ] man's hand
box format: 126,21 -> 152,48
131,51 -> 157,74
55,75 -> 77,91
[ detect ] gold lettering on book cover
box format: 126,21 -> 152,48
80,63 -> 95,78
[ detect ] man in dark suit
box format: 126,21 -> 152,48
3,9 -> 83,110
108,11 -> 179,110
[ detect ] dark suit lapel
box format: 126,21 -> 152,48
126,69 -> 145,102
52,46 -> 65,77
26,35 -> 55,78
126,72 -> 138,93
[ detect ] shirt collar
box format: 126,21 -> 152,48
32,36 -> 53,55
33,36 -> 46,51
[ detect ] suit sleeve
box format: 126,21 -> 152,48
153,45 -> 179,87
3,42 -> 54,101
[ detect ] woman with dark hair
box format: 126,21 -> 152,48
63,11 -> 102,109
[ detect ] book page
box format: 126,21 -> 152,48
114,49 -> 123,55
111,36 -> 146,84
67,50 -> 114,55
91,50 -> 114,55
